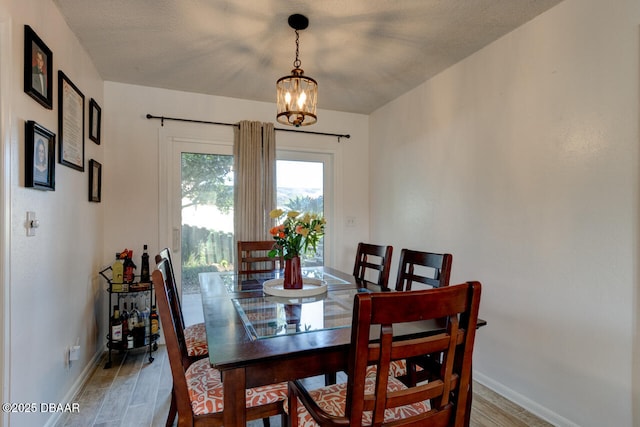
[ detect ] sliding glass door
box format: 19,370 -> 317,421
165,137 -> 233,325
163,134 -> 334,305
180,150 -> 234,277
276,151 -> 333,267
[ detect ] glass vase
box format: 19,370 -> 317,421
284,256 -> 303,289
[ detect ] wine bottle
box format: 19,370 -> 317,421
123,250 -> 136,284
110,305 -> 122,343
120,302 -> 130,343
142,305 -> 150,345
126,301 -> 134,347
150,305 -> 159,336
130,303 -> 143,347
129,303 -> 140,332
140,244 -> 150,283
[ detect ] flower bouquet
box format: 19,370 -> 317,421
268,209 -> 325,289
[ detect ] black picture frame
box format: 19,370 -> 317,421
89,159 -> 102,202
89,98 -> 101,145
58,71 -> 85,171
24,25 -> 53,109
25,120 -> 55,191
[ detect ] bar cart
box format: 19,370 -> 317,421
99,266 -> 159,368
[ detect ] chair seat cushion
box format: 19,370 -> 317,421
185,358 -> 288,415
286,375 -> 430,426
184,323 -> 209,357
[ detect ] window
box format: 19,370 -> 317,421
181,151 -> 234,271
161,130 -> 334,299
276,150 -> 333,267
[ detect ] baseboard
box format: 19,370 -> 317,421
42,347 -> 105,427
473,371 -> 579,427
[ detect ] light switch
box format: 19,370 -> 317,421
69,345 -> 80,361
26,211 -> 39,236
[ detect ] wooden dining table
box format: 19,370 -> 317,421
198,266 -> 484,426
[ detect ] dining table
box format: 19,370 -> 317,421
198,266 -> 485,426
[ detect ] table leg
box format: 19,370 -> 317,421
223,367 -> 246,426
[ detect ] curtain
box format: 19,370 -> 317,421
233,120 -> 276,243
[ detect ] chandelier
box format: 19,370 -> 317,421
276,14 -> 318,127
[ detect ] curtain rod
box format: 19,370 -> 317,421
145,114 -> 351,142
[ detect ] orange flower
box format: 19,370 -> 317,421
268,209 -> 325,259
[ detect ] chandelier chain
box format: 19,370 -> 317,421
293,29 -> 301,68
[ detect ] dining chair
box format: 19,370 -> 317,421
324,242 -> 393,386
394,248 -> 452,291
391,249 -> 454,386
237,240 -> 283,275
324,242 -> 394,385
287,282 -> 482,427
352,242 -> 393,290
152,265 -> 288,427
155,248 -> 209,360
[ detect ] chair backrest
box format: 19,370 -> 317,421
237,240 -> 283,275
352,243 -> 393,290
394,249 -> 452,291
346,282 -> 481,426
152,266 -> 198,424
155,248 -> 185,329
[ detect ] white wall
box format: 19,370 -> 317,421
370,0 -> 639,425
0,0 -> 105,426
103,82 -> 370,280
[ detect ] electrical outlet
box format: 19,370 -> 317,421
346,216 -> 356,227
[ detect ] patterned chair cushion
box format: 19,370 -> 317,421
184,323 -> 209,357
185,358 -> 288,416
285,375 -> 430,426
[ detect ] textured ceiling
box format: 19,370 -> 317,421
53,0 -> 563,115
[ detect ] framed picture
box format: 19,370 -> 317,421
58,71 -> 85,171
89,98 -> 101,145
24,25 -> 53,109
88,159 -> 102,202
25,120 -> 55,191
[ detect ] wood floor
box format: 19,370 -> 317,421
55,345 -> 553,427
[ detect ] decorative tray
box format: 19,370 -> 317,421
263,278 -> 328,297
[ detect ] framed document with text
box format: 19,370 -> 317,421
58,70 -> 84,171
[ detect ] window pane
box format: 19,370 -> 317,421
276,160 -> 324,266
181,152 -> 235,276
